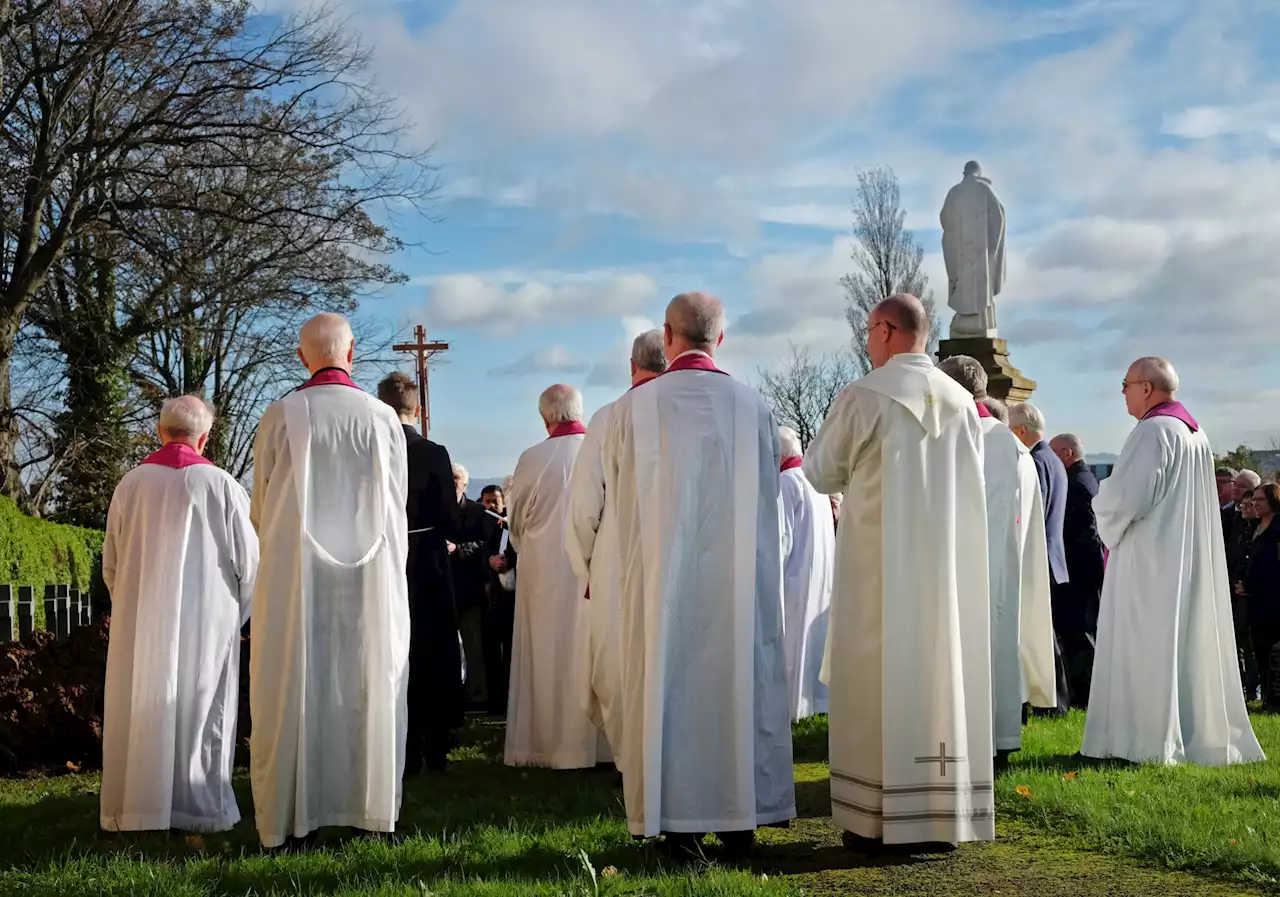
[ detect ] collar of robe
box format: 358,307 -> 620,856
299,367 -> 361,390
665,350 -> 727,376
141,442 -> 215,469
548,421 -> 588,439
975,400 -> 993,419
1142,400 -> 1199,432
781,455 -> 803,472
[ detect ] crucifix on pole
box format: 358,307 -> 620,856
392,325 -> 450,435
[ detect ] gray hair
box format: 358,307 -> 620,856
981,396 -> 1008,424
1052,433 -> 1085,461
1008,402 -> 1046,437
1131,356 -> 1179,395
1237,469 -> 1263,489
299,312 -> 354,366
778,426 -> 803,459
538,383 -> 584,425
937,355 -> 988,399
631,329 -> 667,374
159,395 -> 215,439
666,292 -> 725,350
452,463 -> 469,489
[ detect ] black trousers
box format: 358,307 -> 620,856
482,587 -> 516,716
405,600 -> 463,770
1250,619 -> 1280,709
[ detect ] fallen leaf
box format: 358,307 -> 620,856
1063,772 -> 1077,781
183,834 -> 206,852
1230,839 -> 1238,846
65,761 -> 80,773
1015,785 -> 1032,800
602,866 -> 618,878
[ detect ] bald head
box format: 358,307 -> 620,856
299,313 -> 354,373
1050,433 -> 1085,466
158,395 -> 215,453
665,292 -> 725,360
1123,355 -> 1179,420
866,293 -> 929,368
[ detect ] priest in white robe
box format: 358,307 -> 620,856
566,330 -> 667,767
938,356 -> 1055,759
505,383 -> 607,769
567,292 -> 794,854
777,426 -> 835,721
101,396 -> 257,833
805,294 -> 992,850
1082,356 -> 1263,766
249,313 -> 410,848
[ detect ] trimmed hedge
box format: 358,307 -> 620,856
1,496 -> 105,629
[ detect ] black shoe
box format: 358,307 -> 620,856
716,830 -> 754,858
663,832 -> 704,858
279,831 -> 319,852
842,830 -> 885,852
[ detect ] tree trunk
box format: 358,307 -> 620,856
0,309 -> 22,503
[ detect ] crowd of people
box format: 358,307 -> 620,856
96,293 -> 1271,856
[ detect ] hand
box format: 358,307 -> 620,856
447,541 -> 457,554
489,555 -> 508,573
1235,581 -> 1246,597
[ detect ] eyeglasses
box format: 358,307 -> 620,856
869,320 -> 898,336
1121,379 -> 1150,391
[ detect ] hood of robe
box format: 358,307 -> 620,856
856,353 -> 972,438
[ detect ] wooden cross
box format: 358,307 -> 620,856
392,325 -> 450,435
915,742 -> 965,777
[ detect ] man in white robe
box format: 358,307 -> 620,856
1082,356 -> 1264,766
505,383 -> 606,769
777,426 -> 835,721
250,313 -> 409,848
101,397 -> 257,833
566,330 -> 667,766
805,294 -> 992,851
567,292 -> 794,854
938,356 -> 1055,760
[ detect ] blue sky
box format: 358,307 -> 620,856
267,0 -> 1280,479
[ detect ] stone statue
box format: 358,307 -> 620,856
940,161 -> 1006,338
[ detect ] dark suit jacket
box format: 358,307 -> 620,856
402,424 -> 462,614
1030,440 -> 1070,586
1059,460 -> 1104,630
452,497 -> 498,610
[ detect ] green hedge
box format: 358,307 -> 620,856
0,495 -> 104,593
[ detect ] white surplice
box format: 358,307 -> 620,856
805,353 -> 993,845
1083,411 -> 1264,766
249,383 -> 410,848
100,456 -> 257,832
566,401 -> 626,764
506,427 -> 606,769
779,464 -> 835,721
980,417 -> 1056,753
568,355 -> 795,838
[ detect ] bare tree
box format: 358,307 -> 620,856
0,0 -> 438,504
756,342 -> 858,450
841,166 -> 941,374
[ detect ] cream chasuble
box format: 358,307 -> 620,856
249,374 -> 409,848
1083,404 -> 1263,766
805,353 -> 993,845
101,445 -> 257,833
779,463 -> 835,721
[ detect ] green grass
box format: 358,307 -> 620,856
0,715 -> 1275,895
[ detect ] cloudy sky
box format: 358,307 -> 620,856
271,0 -> 1280,480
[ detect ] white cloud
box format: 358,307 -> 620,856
488,345 -> 590,378
426,271 -> 658,329
586,316 -> 660,388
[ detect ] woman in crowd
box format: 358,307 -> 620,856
1242,484 -> 1280,709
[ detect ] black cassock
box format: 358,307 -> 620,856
402,423 -> 467,773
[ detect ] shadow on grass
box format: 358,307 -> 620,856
1006,752 -> 1138,775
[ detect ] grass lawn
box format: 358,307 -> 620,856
0,714 -> 1276,895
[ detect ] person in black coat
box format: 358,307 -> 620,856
378,373 -> 466,774
476,484 -> 517,716
1241,484 -> 1280,708
1050,434 -> 1105,707
1010,402 -> 1071,714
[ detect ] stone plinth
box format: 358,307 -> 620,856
937,337 -> 1036,404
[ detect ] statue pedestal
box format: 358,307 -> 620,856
937,337 -> 1036,404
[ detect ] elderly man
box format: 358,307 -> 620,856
377,372 -> 463,774
777,425 -> 836,721
1049,433 -> 1105,708
1009,402 -> 1071,714
568,293 -> 794,854
938,356 -> 1054,761
250,313 -> 409,848
806,295 -> 991,851
101,397 -> 257,833
1083,357 -> 1263,766
566,330 -> 667,765
505,384 -> 606,769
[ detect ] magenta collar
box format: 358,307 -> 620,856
299,367 -> 361,391
975,400 -> 992,419
548,421 -> 587,439
781,456 -> 803,472
665,352 -> 727,376
141,442 -> 215,469
1142,400 -> 1199,432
